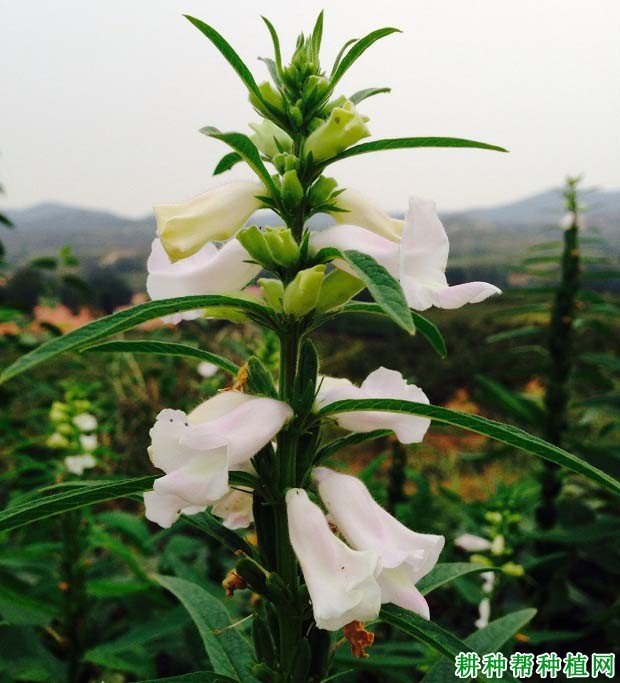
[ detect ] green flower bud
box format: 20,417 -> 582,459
485,511 -> 503,524
237,225 -> 277,270
264,227 -> 300,268
289,105 -> 303,128
315,270 -> 364,312
57,423 -> 74,436
303,75 -> 330,107
283,154 -> 299,172
49,401 -> 69,423
250,81 -> 284,114
259,278 -> 284,311
249,119 -> 292,158
470,553 -> 492,567
283,265 -> 326,317
490,534 -> 506,556
305,101 -> 370,161
235,557 -> 269,594
308,176 -> 338,207
281,170 -> 304,211
47,432 -> 69,449
501,562 -> 524,577
272,152 -> 288,175
322,94 -> 348,115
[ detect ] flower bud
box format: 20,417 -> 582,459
308,176 -> 338,207
283,265 -> 326,317
289,105 -> 303,128
470,554 -> 492,567
237,225 -> 275,269
250,81 -> 284,114
47,432 -> 69,449
249,119 -> 292,158
57,423 -> 74,436
490,535 -> 506,556
50,401 -> 69,423
264,227 -> 300,268
259,278 -> 284,311
315,270 -> 364,312
306,101 -> 370,161
281,170 -> 304,211
303,75 -> 330,107
235,557 -> 269,595
501,562 -> 524,577
485,511 -> 503,524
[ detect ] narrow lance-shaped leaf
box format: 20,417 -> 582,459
319,136 -> 508,169
0,294 -> 273,385
349,87 -> 391,104
331,27 -> 402,86
340,301 -> 447,357
316,248 -> 414,334
134,674 -> 238,683
0,477 -> 156,532
418,563 -> 501,596
214,151 -> 243,175
84,340 -> 239,375
316,399 -> 620,496
183,511 -> 257,559
261,16 -> 283,73
155,574 -> 259,682
184,15 -> 262,100
201,128 -> 278,197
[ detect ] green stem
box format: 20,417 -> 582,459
537,183 -> 581,530
274,324 -> 302,679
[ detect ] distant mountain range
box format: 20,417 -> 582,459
3,188 -> 618,288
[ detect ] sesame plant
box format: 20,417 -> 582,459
1,13 -> 620,683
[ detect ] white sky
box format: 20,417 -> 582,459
2,0 -> 619,217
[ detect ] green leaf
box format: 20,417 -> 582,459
246,356 -> 278,397
311,10 -> 324,59
201,128 -> 278,196
418,563 -> 500,596
317,248 -> 414,334
422,609 -> 536,683
155,574 -> 259,682
331,28 -> 402,86
0,584 -> 56,626
29,256 -> 57,270
0,295 -> 272,385
316,399 -> 620,496
214,152 -> 243,175
476,375 -> 544,426
314,430 -> 392,464
0,477 -> 155,531
184,15 -> 261,100
319,137 -> 508,169
579,352 -> 620,373
380,604 -> 478,664
349,87 -> 391,104
135,674 -> 238,683
261,16 -> 283,73
340,301 -> 447,357
485,325 -> 542,344
84,340 -> 239,375
183,511 -> 257,559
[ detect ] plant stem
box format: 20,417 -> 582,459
537,181 -> 581,530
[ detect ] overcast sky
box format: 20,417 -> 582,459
2,0 -> 619,217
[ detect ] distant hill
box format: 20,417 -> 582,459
3,188 -> 618,290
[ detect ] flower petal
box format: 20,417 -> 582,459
332,189 -> 403,242
286,488 -> 381,631
211,487 -> 254,529
144,490 -> 206,529
377,567 -> 431,619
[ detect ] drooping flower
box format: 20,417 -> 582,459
249,119 -> 293,158
211,485 -> 254,529
72,413 -> 97,432
79,434 -> 98,452
312,196 -> 501,311
155,181 -> 264,261
64,454 -> 97,476
146,238 -> 260,324
286,488 -> 382,631
144,393 -> 292,528
454,533 -> 492,553
315,367 -> 431,444
314,467 -> 444,619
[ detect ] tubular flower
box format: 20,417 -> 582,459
314,467 -> 444,619
305,101 -> 370,161
155,181 -> 264,261
146,238 -> 260,324
144,393 -> 292,528
312,196 -> 501,311
249,119 -> 292,158
331,189 -> 403,242
286,488 -> 382,631
315,367 -> 431,444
